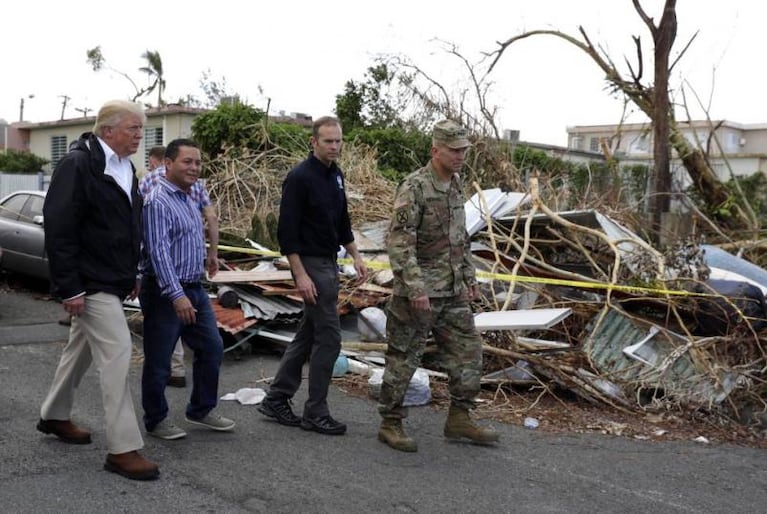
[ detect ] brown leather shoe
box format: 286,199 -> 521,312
104,451 -> 160,481
37,419 -> 92,444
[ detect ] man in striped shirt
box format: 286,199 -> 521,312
139,145 -> 219,388
139,138 -> 234,440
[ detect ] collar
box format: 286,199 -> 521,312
426,161 -> 457,193
97,137 -> 122,164
157,175 -> 187,195
308,153 -> 337,174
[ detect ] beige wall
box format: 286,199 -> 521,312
567,121 -> 767,178
26,112 -> 198,173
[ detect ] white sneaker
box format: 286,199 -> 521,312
148,419 -> 187,440
185,413 -> 235,432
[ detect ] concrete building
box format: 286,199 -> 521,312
5,104 -> 205,174
567,120 -> 767,181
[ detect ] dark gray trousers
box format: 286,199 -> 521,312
266,256 -> 341,418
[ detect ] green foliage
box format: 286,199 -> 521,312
347,127 -> 431,182
335,63 -> 401,132
266,122 -> 310,155
191,101 -> 266,159
725,172 -> 767,224
191,100 -> 314,161
504,144 -> 652,208
0,150 -> 49,173
335,80 -> 365,132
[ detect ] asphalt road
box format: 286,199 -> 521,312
1,277 -> 766,513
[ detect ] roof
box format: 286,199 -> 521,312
14,104 -> 209,131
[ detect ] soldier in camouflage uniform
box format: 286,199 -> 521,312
377,119 -> 499,452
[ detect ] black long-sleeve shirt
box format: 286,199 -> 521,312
277,153 -> 354,257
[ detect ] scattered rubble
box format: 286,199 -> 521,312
145,147 -> 767,443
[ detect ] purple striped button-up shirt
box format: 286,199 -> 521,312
142,177 -> 205,301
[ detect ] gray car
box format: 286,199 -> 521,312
0,190 -> 48,279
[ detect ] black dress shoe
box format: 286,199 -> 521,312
167,376 -> 186,388
300,414 -> 347,435
257,398 -> 301,427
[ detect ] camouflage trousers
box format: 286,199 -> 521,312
378,294 -> 482,419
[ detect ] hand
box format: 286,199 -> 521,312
468,283 -> 480,301
295,272 -> 317,305
127,278 -> 141,300
410,295 -> 431,312
206,252 -> 219,278
63,296 -> 86,316
173,295 -> 197,325
353,256 -> 368,283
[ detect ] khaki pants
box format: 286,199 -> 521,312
40,292 -> 144,454
171,339 -> 185,377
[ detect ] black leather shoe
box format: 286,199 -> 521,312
300,414 -> 347,435
257,398 -> 301,427
167,376 -> 186,388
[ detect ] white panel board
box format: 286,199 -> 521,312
473,308 -> 572,331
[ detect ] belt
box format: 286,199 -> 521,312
179,280 -> 202,288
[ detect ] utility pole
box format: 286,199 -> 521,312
74,107 -> 92,118
19,94 -> 35,122
59,95 -> 71,120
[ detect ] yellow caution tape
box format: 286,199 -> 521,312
214,244 -> 713,298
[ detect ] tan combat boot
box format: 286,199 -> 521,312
378,418 -> 418,452
444,405 -> 499,444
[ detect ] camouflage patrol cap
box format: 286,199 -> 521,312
432,119 -> 470,149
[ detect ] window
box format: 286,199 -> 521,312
725,132 -> 741,153
144,126 -> 164,166
0,193 -> 28,220
589,137 -> 600,152
570,136 -> 584,150
629,134 -> 650,154
21,194 -> 44,221
50,136 -> 68,168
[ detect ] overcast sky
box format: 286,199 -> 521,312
2,1 -> 764,146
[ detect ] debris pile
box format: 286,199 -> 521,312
198,148 -> 767,430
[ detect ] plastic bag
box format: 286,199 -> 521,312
357,307 -> 387,341
368,368 -> 431,406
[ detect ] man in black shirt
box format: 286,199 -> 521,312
258,116 -> 367,435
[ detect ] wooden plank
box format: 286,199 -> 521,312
262,289 -> 300,296
208,270 -> 294,283
473,308 -> 572,331
356,282 -> 393,294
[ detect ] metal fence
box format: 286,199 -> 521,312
0,172 -> 47,198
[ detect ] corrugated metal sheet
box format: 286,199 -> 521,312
212,299 -> 258,335
585,308 -> 737,404
231,285 -> 303,322
585,308 -> 696,384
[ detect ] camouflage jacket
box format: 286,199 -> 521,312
387,161 -> 475,299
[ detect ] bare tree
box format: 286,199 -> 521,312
391,41 -> 501,139
487,0 -> 757,239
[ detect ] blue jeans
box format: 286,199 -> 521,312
140,278 -> 223,430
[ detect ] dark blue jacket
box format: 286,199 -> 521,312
43,132 -> 143,299
277,153 -> 353,257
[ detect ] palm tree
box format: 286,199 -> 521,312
139,50 -> 166,107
